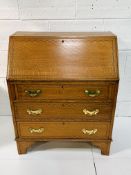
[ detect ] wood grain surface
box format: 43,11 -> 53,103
17,121 -> 110,139
7,32 -> 119,81
15,82 -> 115,101
14,102 -> 113,121
7,32 -> 119,155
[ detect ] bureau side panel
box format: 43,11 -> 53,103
7,81 -> 18,138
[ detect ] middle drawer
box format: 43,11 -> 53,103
14,102 -> 112,121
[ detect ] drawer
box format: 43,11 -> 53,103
15,83 -> 114,101
14,102 -> 113,121
17,122 -> 110,139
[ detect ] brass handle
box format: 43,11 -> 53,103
83,109 -> 99,116
85,90 -> 100,97
27,109 -> 42,115
82,128 -> 98,135
29,128 -> 44,134
25,89 -> 41,97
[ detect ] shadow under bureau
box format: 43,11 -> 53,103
7,32 -> 119,155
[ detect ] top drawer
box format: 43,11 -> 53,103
15,82 -> 115,101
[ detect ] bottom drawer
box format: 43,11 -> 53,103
17,122 -> 110,139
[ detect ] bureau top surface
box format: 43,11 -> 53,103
7,32 -> 119,81
12,31 -> 116,37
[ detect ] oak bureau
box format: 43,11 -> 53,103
7,32 -> 119,155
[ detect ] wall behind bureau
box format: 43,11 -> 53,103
0,0 -> 131,117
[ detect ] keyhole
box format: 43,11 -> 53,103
62,104 -> 65,107
62,40 -> 64,43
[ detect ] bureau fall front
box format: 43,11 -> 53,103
7,32 -> 119,155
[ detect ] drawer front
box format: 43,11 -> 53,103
17,122 -> 110,139
14,102 -> 112,121
16,83 -> 113,101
